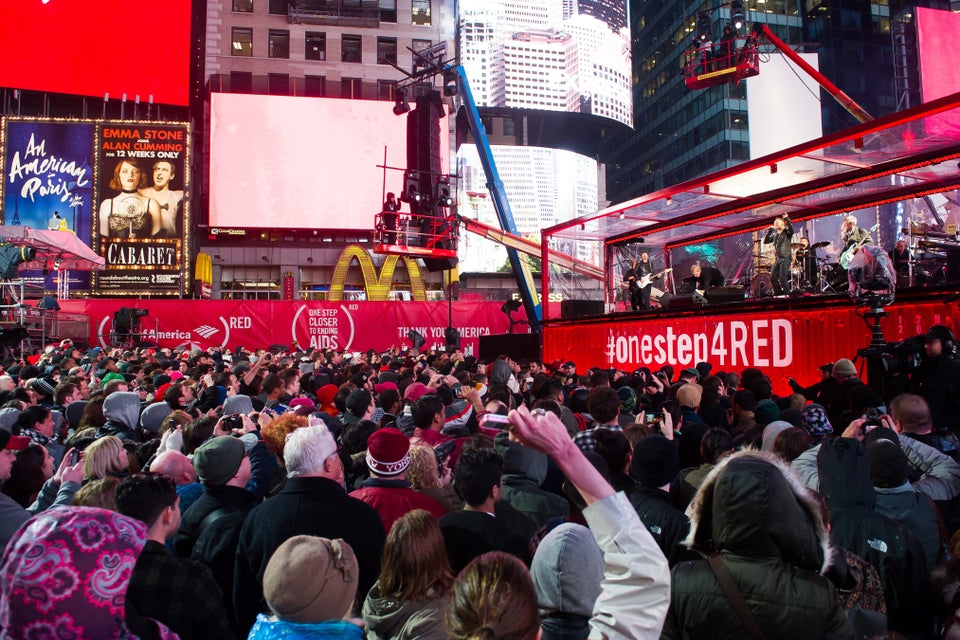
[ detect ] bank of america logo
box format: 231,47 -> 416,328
194,325 -> 219,339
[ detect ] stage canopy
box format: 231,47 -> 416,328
0,226 -> 105,272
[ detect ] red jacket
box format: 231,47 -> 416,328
350,479 -> 446,533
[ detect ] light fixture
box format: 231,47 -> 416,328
730,0 -> 745,32
443,70 -> 459,97
697,11 -> 712,42
392,88 -> 410,115
260,256 -> 269,262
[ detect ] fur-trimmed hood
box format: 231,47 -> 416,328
684,448 -> 833,574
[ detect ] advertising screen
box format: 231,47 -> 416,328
0,0 -> 192,106
209,94 -> 448,231
458,0 -> 632,126
916,7 -> 960,137
94,122 -> 189,295
1,119 -> 95,289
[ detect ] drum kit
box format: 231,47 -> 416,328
751,239 -> 842,296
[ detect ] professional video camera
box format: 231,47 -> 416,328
0,245 -> 37,279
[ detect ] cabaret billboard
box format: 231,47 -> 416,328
93,122 -> 190,296
0,117 -> 190,296
0,0 -> 192,106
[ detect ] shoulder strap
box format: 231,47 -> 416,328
195,505 -> 244,540
707,554 -> 766,640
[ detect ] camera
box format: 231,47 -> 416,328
222,414 -> 243,431
862,407 -> 884,433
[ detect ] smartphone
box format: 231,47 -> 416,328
70,449 -> 80,465
480,413 -> 511,427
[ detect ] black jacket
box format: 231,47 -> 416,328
763,219 -> 795,259
815,438 -> 929,635
662,450 -> 852,640
233,476 -> 385,633
629,485 -> 692,567
909,354 -> 960,432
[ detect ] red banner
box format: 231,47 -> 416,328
58,300 -> 517,355
543,298 -> 960,392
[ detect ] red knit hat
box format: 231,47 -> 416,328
365,428 -> 410,477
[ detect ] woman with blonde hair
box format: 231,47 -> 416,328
81,435 -> 129,483
406,444 -> 461,513
363,509 -> 453,639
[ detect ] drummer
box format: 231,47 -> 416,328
792,237 -> 821,290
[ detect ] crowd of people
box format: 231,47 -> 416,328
1,327 -> 960,638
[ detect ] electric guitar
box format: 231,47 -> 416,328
638,268 -> 672,289
622,268 -> 672,290
839,223 -> 879,269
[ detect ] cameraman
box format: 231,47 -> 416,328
908,325 -> 960,433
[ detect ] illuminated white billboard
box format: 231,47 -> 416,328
210,94 -> 449,231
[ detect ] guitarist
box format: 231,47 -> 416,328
840,215 -> 873,267
622,253 -> 656,310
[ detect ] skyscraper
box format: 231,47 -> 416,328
603,0 -> 895,204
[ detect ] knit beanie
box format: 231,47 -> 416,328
868,438 -> 908,488
365,428 -> 411,476
263,536 -> 359,623
753,399 -> 780,426
631,434 -> 679,488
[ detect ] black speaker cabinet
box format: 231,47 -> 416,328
707,286 -> 745,304
947,249 -> 960,283
478,333 -> 540,362
560,300 -> 605,318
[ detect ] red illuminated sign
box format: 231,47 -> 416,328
543,299 -> 960,393
0,1 -> 192,106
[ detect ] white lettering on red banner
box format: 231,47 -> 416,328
603,319 -> 793,368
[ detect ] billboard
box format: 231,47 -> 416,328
209,94 -> 449,231
916,7 -> 960,137
94,122 -> 189,295
0,0 -> 192,106
1,119 -> 95,289
458,0 -> 632,126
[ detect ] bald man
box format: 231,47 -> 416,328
150,450 -> 202,513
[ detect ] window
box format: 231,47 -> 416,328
305,75 -> 326,97
231,28 -> 253,57
341,77 -> 363,99
305,32 -> 326,61
268,0 -> 286,14
230,71 -> 253,93
503,118 -> 516,136
233,0 -> 253,12
268,30 -> 290,58
379,0 -> 397,22
377,80 -> 397,100
411,0 -> 431,25
412,39 -> 431,70
342,35 -> 362,63
268,73 -> 290,95
377,37 -> 397,65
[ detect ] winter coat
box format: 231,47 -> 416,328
792,437 -> 930,635
349,478 -> 446,533
362,582 -> 447,640
495,431 -> 569,532
629,485 -> 692,567
662,449 -> 852,640
233,476 -> 386,633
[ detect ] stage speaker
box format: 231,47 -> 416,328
560,300 -> 604,318
406,92 -> 443,176
660,294 -> 696,310
422,257 -> 458,272
706,286 -> 745,304
947,249 -> 960,283
479,333 -> 540,362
